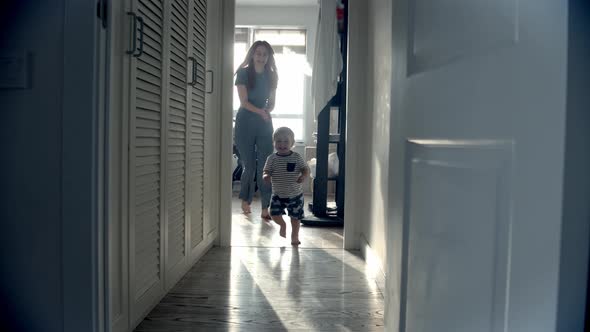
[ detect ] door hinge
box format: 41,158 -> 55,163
96,0 -> 108,29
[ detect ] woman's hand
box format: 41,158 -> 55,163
259,108 -> 271,121
237,85 -> 271,121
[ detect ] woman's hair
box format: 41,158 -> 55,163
273,127 -> 295,147
236,40 -> 278,90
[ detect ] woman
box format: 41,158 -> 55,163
234,40 -> 278,219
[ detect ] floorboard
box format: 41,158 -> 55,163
134,196 -> 384,331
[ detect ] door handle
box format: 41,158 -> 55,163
206,70 -> 214,94
135,16 -> 144,57
126,12 -> 144,57
188,57 -> 197,86
126,12 -> 137,55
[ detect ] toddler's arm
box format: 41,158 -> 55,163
263,170 -> 272,184
263,156 -> 273,184
297,166 -> 310,183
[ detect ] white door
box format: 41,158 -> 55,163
202,0 -> 221,249
164,0 -> 192,289
388,1 -> 570,331
128,0 -> 166,323
127,0 -> 208,326
163,0 -> 209,288
188,0 -> 208,260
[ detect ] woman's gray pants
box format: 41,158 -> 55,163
234,110 -> 273,209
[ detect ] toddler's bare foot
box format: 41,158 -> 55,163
279,224 -> 286,238
241,201 -> 251,214
291,238 -> 301,246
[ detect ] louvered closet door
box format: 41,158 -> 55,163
164,0 -> 191,287
129,0 -> 166,322
188,0 -> 207,255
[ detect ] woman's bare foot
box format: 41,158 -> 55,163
261,208 -> 271,220
241,200 -> 251,214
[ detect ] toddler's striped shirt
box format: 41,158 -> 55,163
263,151 -> 307,198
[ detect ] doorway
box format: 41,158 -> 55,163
228,1 -> 345,249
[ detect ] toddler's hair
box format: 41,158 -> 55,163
273,127 -> 295,147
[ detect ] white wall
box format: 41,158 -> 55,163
354,0 -> 391,284
343,0 -> 366,250
235,5 -> 319,145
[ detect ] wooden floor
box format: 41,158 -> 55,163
134,196 -> 384,331
231,196 -> 344,248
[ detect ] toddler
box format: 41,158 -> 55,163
262,127 -> 310,245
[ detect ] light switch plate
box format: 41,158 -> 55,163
0,51 -> 30,89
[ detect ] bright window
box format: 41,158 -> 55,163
233,27 -> 307,142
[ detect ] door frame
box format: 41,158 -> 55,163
556,2 -> 590,328
61,0 -> 108,331
218,0 -> 236,246
104,0 -> 134,330
217,0 -> 364,249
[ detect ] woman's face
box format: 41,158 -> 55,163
252,45 -> 269,67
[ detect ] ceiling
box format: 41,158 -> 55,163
236,0 -> 318,7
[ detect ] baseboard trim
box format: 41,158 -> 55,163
359,234 -> 386,297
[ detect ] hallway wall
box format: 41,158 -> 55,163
356,0 -> 392,285
0,2 -> 65,331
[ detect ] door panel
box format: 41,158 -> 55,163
404,141 -> 512,332
127,0 -> 209,327
129,0 -> 166,324
203,0 -> 222,240
189,0 -> 207,254
118,0 -> 213,330
390,1 -> 568,331
165,0 -> 190,288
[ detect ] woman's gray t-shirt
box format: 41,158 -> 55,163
235,67 -> 270,110
234,66 -> 273,139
